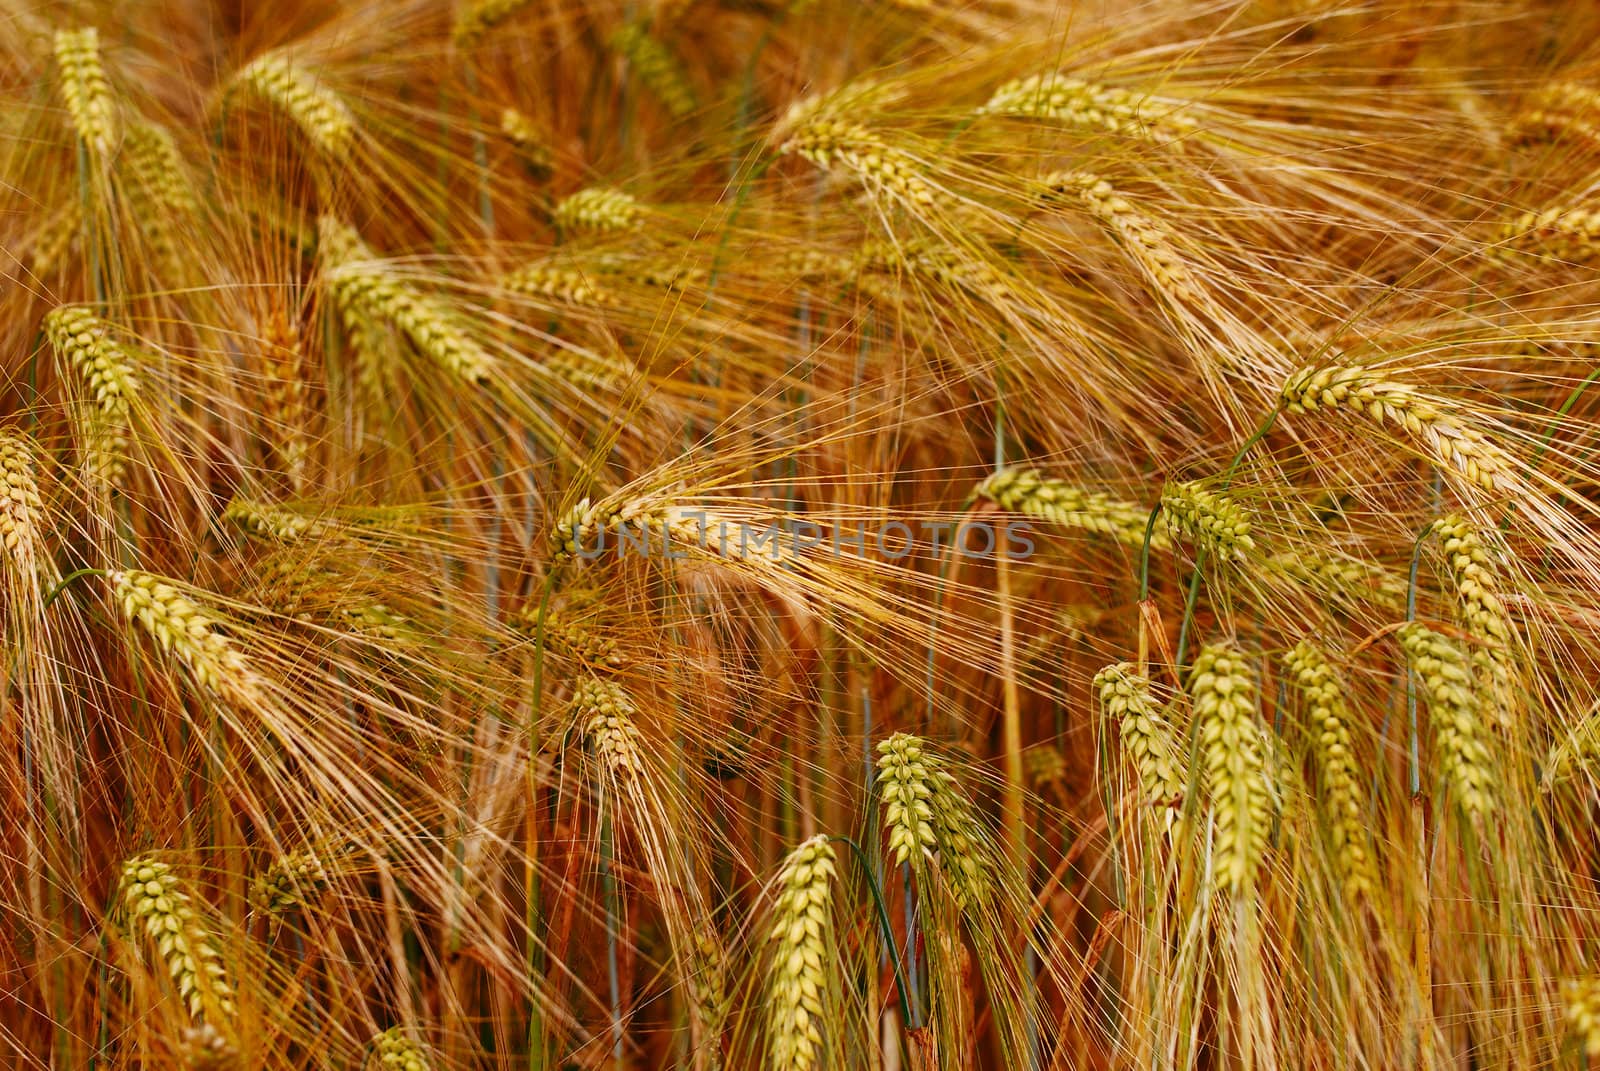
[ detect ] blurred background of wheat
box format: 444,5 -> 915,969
9,0 -> 1600,1066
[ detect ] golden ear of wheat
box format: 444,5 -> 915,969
976,467 -> 1166,548
118,856 -> 237,1023
1396,622 -> 1497,821
230,50 -> 354,157
54,27 -> 117,153
767,834 -> 837,1071
369,1026 -> 432,1070
1283,641 -> 1377,902
1161,481 -> 1255,561
1094,663 -> 1187,832
1190,644 -> 1273,892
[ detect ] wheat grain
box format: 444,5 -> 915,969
249,849 -> 332,915
120,120 -> 196,270
46,305 -> 139,417
499,107 -> 554,174
118,856 -> 236,1022
1093,663 -> 1187,830
503,259 -> 613,305
610,22 -> 696,118
1190,644 -> 1272,892
452,0 -> 535,46
0,430 -> 44,580
230,50 -> 353,158
875,733 -> 941,865
223,499 -> 325,543
1283,641 -> 1376,902
552,187 -> 642,232
54,27 -> 117,153
1161,481 -> 1255,561
1430,514 -> 1517,720
1566,976 -> 1600,1057
767,834 -> 836,1071
575,677 -> 647,778
780,118 -> 940,207
1279,363 -> 1512,494
370,1026 -> 432,1070
326,264 -> 495,387
110,570 -> 264,705
182,1021 -> 237,1070
980,72 -> 1194,142
1044,171 -> 1198,303
975,466 -> 1167,549
1396,622 -> 1496,821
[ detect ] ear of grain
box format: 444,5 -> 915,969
223,499 -> 325,543
369,1026 -> 432,1070
230,50 -> 354,158
118,857 -> 236,1023
767,834 -> 837,1071
1541,700 -> 1600,788
979,72 -> 1195,143
53,27 -> 117,154
182,1021 -> 238,1070
510,599 -> 624,669
326,264 -> 496,387
975,466 -> 1167,549
1279,363 -> 1512,494
249,849 -> 333,916
1093,663 -> 1187,832
46,305 -> 139,417
261,310 -> 310,489
1190,644 -> 1272,893
779,118 -> 940,208
110,570 -> 265,706
1564,976 -> 1600,1057
1396,622 -> 1496,822
499,107 -> 554,174
1283,641 -> 1377,903
0,430 -> 45,583
609,21 -> 696,118
1430,513 -> 1517,717
119,120 -> 197,273
1043,171 -> 1199,304
575,677 -> 647,779
1161,481 -> 1255,561
502,259 -> 613,306
452,0 -> 536,46
551,187 -> 642,232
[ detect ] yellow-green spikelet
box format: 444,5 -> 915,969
976,466 -> 1167,549
1396,622 -> 1496,821
110,570 -> 264,704
767,835 -> 837,1071
369,1026 -> 431,1070
119,856 -> 236,1022
610,22 -> 696,118
1283,641 -> 1377,902
54,27 -> 117,153
1190,644 -> 1273,892
1161,481 -> 1254,561
230,50 -> 354,157
45,305 -> 138,417
552,186 -> 642,232
1094,663 -> 1187,832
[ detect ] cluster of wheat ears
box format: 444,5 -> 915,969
13,0 -> 1600,1067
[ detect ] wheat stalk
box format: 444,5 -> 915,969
53,27 -> 117,154
1283,641 -> 1377,902
1396,622 -> 1496,822
1190,644 -> 1272,892
767,834 -> 837,1071
118,856 -> 236,1023
1279,363 -> 1512,495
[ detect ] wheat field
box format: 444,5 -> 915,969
8,0 -> 1600,1067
